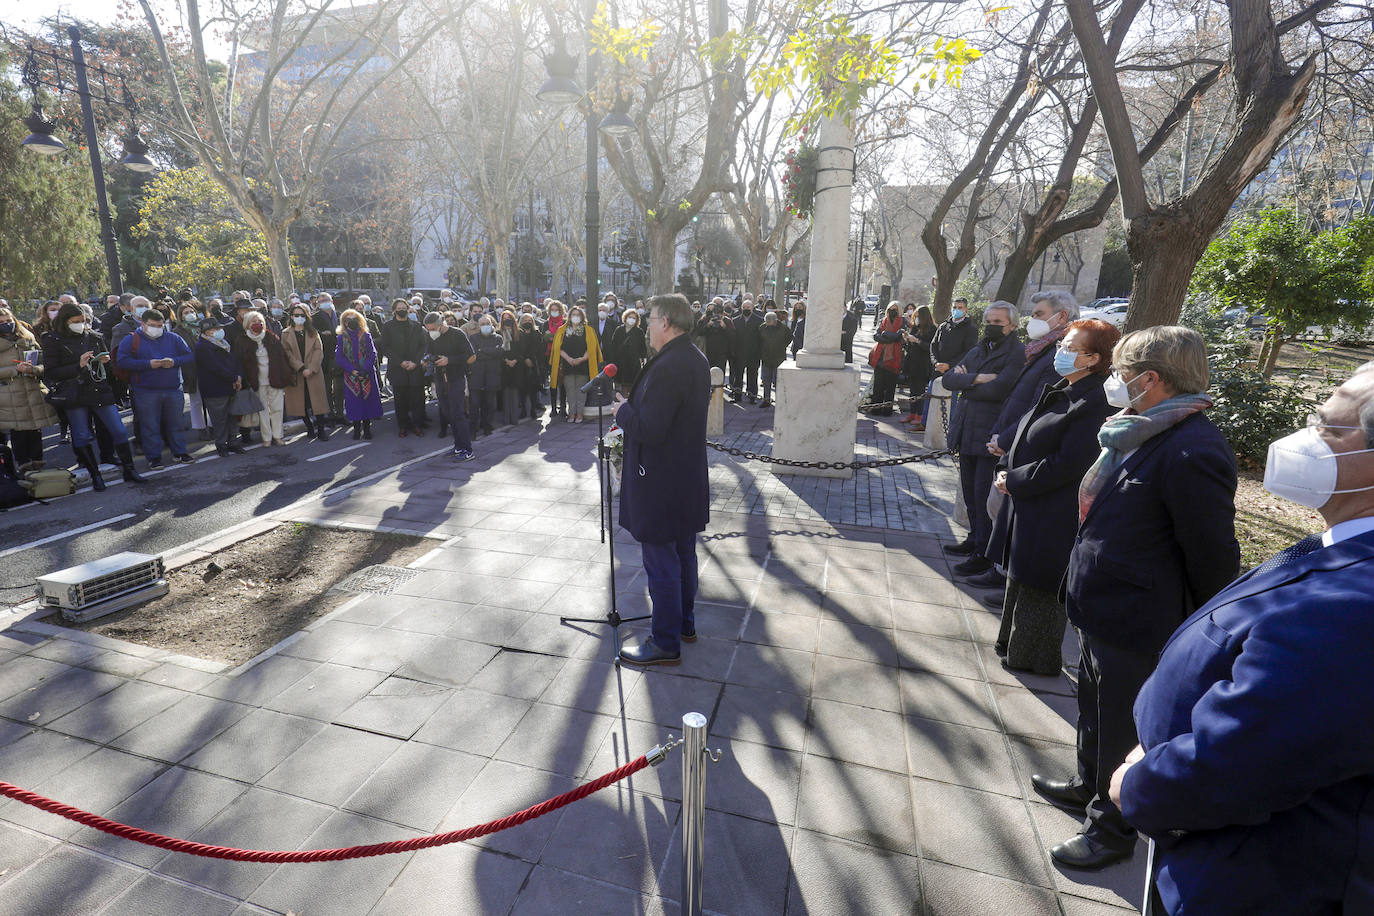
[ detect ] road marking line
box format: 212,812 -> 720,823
308,442 -> 370,462
0,513 -> 138,560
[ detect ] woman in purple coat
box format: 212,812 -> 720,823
335,305 -> 383,439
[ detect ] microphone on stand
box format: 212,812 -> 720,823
580,362 -> 618,393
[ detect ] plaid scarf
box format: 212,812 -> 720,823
1077,393 -> 1213,522
1023,326 -> 1065,365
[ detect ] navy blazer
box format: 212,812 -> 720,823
1063,411 -> 1239,652
1123,528 -> 1374,915
990,342 -> 1062,452
941,333 -> 1026,455
990,374 -> 1114,592
616,333 -> 711,544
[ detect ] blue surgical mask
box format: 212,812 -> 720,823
134,306 -> 148,318
480,325 -> 494,335
1053,348 -> 1081,377
270,307 -> 284,318
951,307 -> 965,321
210,329 -> 225,341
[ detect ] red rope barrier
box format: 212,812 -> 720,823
0,754 -> 650,863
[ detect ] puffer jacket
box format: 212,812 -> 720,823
0,328 -> 58,430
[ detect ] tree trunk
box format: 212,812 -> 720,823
493,243 -> 511,301
995,250 -> 1039,305
265,224 -> 294,298
1122,208 -> 1210,331
646,221 -> 680,295
746,243 -> 769,297
1261,327 -> 1285,378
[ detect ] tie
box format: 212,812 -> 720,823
1254,533 -> 1325,575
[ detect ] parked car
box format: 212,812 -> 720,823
1082,300 -> 1129,328
1083,296 -> 1128,312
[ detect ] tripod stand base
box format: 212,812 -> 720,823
560,612 -> 654,662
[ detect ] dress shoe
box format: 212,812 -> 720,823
983,591 -> 1004,610
1049,832 -> 1134,870
942,538 -> 975,557
680,627 -> 697,643
952,556 -> 992,577
1031,774 -> 1093,812
618,639 -> 681,666
962,568 -> 1005,588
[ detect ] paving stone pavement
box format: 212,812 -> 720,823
0,397 -> 1142,915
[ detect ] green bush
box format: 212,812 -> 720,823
1182,301 -> 1317,468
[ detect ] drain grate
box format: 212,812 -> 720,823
331,564 -> 421,595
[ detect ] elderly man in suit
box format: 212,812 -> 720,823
1108,363 -> 1374,914
613,292 -> 711,666
1033,325 -> 1240,870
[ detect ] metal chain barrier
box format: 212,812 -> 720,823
706,438 -> 955,471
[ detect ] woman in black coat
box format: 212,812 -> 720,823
901,305 -> 936,426
40,302 -> 145,490
988,318 -> 1119,675
514,314 -> 545,419
610,310 -> 648,390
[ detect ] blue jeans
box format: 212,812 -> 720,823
132,387 -> 187,460
66,403 -> 129,448
641,533 -> 699,654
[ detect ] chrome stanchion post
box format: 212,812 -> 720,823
682,711 -> 707,916
1141,838 -> 1156,915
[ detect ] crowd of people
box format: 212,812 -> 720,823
0,287 -> 808,489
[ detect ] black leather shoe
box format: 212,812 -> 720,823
680,627 -> 697,643
952,556 -> 992,577
942,538 -> 975,556
618,640 -> 681,666
1031,774 -> 1093,812
1049,833 -> 1134,870
983,591 -> 1004,610
963,568 -> 1005,588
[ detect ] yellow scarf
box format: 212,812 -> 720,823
549,324 -> 600,388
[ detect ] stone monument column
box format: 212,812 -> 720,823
772,113 -> 861,478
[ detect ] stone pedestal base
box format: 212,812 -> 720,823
771,364 -> 862,479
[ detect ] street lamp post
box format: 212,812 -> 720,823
19,27 -> 157,296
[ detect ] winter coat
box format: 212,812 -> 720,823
868,316 -> 905,373
313,310 -> 340,373
427,326 -> 476,386
760,322 -> 791,369
617,333 -> 711,543
0,328 -> 58,430
281,326 -> 328,417
930,316 -> 978,367
379,317 -> 429,384
696,313 -> 734,368
469,330 -> 505,392
790,317 -> 805,358
989,339 -> 1065,453
117,327 -> 193,391
233,331 -> 291,390
40,329 -> 117,408
610,323 -> 649,387
194,338 -> 241,400
173,325 -> 200,393
732,311 -> 764,363
941,330 -> 1026,455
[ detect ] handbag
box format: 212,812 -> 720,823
43,377 -> 82,409
229,388 -> 265,416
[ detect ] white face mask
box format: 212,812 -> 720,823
428,328 -> 442,339
570,315 -> 582,326
1103,371 -> 1147,409
598,309 -> 608,319
144,325 -> 165,339
68,322 -> 87,335
1026,316 -> 1052,340
293,316 -> 307,326
1264,425 -> 1374,509
625,316 -> 637,326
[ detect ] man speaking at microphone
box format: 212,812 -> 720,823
613,293 -> 711,665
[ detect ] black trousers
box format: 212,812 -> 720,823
730,358 -> 760,397
6,428 -> 43,467
392,382 -> 425,429
322,370 -> 344,419
1076,631 -> 1157,848
958,453 -> 998,554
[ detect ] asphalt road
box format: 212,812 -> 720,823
0,398 -> 453,607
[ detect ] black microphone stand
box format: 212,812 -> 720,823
559,373 -> 650,663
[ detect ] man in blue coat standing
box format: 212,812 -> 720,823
117,309 -> 194,467
613,293 -> 711,666
1110,364 -> 1374,914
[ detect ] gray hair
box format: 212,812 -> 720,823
650,293 -> 694,333
130,295 -> 150,309
985,300 -> 1018,323
1356,360 -> 1374,447
1030,289 -> 1079,320
1114,325 -> 1209,395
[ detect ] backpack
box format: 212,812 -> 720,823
21,468 -> 77,500
112,332 -> 139,382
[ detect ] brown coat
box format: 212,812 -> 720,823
0,329 -> 59,431
281,326 -> 326,417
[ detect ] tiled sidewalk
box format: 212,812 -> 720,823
0,400 -> 1143,915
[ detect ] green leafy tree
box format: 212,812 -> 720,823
1192,209 -> 1374,378
0,60 -> 106,301
133,167 -> 294,295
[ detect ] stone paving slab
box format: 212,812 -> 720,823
0,399 -> 1141,914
